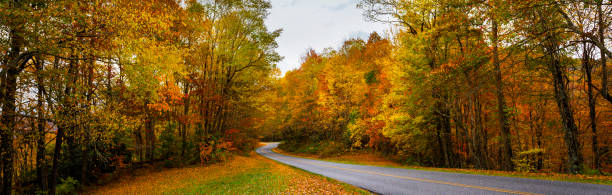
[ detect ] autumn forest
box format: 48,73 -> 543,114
1,0 -> 611,194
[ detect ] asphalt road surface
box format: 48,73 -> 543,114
256,142 -> 612,195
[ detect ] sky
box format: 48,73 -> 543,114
265,0 -> 389,75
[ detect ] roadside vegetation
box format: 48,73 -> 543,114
275,144 -> 612,185
261,0 -> 612,179
2,1 -> 279,194
87,151 -> 369,195
2,0 -> 611,194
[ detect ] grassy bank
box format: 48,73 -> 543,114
274,147 -> 612,186
86,151 -> 370,195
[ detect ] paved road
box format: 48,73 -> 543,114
256,143 -> 612,195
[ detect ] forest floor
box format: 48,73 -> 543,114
273,148 -> 612,185
85,151 -> 370,195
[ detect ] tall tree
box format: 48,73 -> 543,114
518,1 -> 584,173
581,40 -> 599,170
488,0 -> 514,171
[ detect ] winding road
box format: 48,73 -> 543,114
256,143 -> 612,195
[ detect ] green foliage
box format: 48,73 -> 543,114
319,141 -> 347,157
349,110 -> 360,124
160,122 -> 179,167
56,177 -> 79,195
279,141 -> 346,158
279,141 -> 319,154
364,70 -> 378,85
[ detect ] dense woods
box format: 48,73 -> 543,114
2,0 -> 612,194
1,0 -> 279,194
267,0 -> 612,177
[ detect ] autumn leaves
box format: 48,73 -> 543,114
269,0 -> 611,176
1,0 -> 279,194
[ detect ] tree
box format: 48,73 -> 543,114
3,0 -> 280,193
514,0 -> 584,174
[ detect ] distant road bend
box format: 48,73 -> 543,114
257,143 -> 612,195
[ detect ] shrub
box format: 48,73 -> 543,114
56,177 -> 79,195
160,122 -> 179,167
292,142 -> 321,154
513,148 -> 545,172
225,128 -> 258,152
199,138 -> 236,165
319,141 -> 346,157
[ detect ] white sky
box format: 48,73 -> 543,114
265,0 -> 389,75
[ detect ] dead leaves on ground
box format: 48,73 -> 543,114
86,153 -> 365,195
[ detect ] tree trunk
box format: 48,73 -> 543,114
582,41 -> 599,170
106,62 -> 113,104
535,104 -> 544,170
465,70 -> 488,170
0,54 -> 17,195
597,1 -> 610,103
0,65 -> 4,195
145,119 -> 154,162
50,53 -> 77,195
1,20 -> 26,195
547,42 -> 583,174
433,92 -> 453,168
181,83 -> 190,158
81,56 -> 95,184
48,126 -> 65,195
34,58 -> 48,192
492,19 -> 513,171
468,98 -> 483,169
145,98 -> 156,162
135,126 -> 144,162
440,99 -> 453,168
473,94 -> 489,169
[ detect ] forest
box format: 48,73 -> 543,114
267,0 -> 612,177
1,0 -> 280,194
0,0 -> 610,194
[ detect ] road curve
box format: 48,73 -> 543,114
256,143 -> 612,195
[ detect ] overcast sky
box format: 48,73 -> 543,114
265,0 -> 389,75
